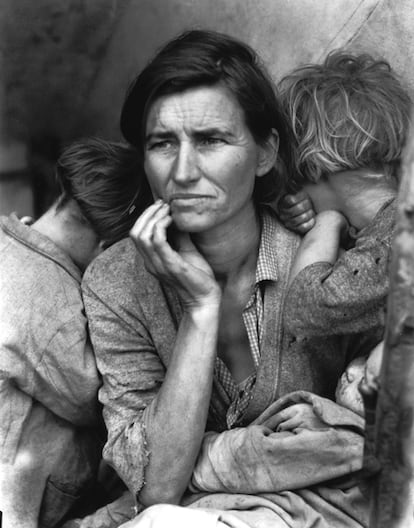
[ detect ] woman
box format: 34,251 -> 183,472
82,30 -> 378,527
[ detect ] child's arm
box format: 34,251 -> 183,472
284,202 -> 395,336
288,210 -> 348,287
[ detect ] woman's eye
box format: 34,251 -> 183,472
200,137 -> 225,147
148,140 -> 173,151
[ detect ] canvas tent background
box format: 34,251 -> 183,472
1,0 -> 414,218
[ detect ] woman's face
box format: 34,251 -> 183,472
143,84 -> 275,233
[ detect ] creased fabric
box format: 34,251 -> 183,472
184,393 -> 370,527
190,391 -> 365,495
0,214 -> 102,528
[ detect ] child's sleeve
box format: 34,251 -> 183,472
284,204 -> 395,336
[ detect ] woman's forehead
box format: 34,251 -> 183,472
145,85 -> 246,134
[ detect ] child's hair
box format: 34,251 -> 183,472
56,137 -> 152,247
279,50 -> 412,185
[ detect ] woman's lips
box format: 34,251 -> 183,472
169,194 -> 212,206
169,194 -> 210,201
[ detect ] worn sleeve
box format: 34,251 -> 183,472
82,278 -> 165,497
4,293 -> 101,427
190,391 -> 366,494
284,206 -> 395,336
31,314 -> 101,426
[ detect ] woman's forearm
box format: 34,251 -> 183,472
138,303 -> 220,506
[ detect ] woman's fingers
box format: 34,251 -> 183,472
129,201 -> 220,307
137,203 -> 170,247
130,200 -> 163,235
129,200 -> 173,275
263,407 -> 294,430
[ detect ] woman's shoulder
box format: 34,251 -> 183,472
82,237 -> 152,293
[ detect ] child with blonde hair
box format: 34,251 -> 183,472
278,51 -> 411,338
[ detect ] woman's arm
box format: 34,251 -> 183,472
189,393 -> 366,494
84,201 -> 222,507
128,201 -> 222,506
139,304 -> 219,506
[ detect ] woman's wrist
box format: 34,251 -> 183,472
184,295 -> 222,321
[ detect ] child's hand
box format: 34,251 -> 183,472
278,191 -> 316,234
267,403 -> 326,432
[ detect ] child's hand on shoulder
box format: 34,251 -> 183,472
278,190 -> 316,234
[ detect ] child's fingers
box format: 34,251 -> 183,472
283,216 -> 316,235
280,190 -> 310,207
293,218 -> 316,234
283,209 -> 315,227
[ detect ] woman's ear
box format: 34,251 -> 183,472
256,128 -> 279,177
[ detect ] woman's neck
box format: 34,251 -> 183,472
191,203 -> 261,284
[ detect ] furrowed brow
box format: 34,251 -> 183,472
145,130 -> 174,143
193,127 -> 234,138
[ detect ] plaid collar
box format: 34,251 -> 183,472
255,209 -> 279,285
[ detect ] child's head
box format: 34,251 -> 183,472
280,51 -> 412,187
335,341 -> 384,416
335,356 -> 366,416
55,137 -> 151,248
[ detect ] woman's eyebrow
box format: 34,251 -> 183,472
145,130 -> 174,142
193,127 -> 235,138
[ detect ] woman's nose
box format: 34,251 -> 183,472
171,144 -> 200,184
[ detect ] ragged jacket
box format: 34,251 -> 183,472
0,214 -> 102,528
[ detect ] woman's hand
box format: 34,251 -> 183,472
278,190 -> 316,234
264,403 -> 326,432
130,200 -> 221,310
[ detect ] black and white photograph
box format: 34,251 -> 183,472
1,1 -> 414,527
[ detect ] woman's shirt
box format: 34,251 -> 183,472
82,208 -> 381,497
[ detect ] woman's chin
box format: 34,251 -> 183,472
171,212 -> 215,233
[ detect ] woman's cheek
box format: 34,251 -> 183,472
145,160 -> 167,200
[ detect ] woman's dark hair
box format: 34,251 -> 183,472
56,137 -> 151,247
120,29 -> 293,204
